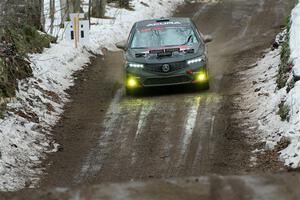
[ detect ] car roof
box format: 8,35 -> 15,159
135,17 -> 193,29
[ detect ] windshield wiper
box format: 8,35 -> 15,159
183,35 -> 193,45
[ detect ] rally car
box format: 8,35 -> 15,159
116,17 -> 212,95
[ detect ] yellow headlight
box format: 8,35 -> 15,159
197,73 -> 206,81
127,78 -> 138,87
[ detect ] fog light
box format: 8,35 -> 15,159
197,73 -> 206,81
127,78 -> 138,87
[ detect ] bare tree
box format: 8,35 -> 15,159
60,0 -> 68,24
59,0 -> 83,27
88,0 -> 92,29
69,0 -> 81,13
50,0 -> 56,34
41,0 -> 45,31
27,0 -> 44,30
92,0 -> 107,18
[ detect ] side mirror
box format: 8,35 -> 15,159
203,35 -> 213,43
116,41 -> 127,50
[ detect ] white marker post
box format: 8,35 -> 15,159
69,13 -> 85,48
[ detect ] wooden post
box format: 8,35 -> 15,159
73,13 -> 79,48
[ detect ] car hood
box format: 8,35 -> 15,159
125,44 -> 204,64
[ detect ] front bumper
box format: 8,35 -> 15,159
126,68 -> 208,88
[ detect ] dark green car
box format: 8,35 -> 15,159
116,17 -> 212,95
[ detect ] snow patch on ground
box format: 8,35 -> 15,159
290,1 -> 300,77
238,48 -> 282,143
238,46 -> 294,167
239,0 -> 300,168
0,0 -> 184,191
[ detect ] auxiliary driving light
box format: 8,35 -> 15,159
127,78 -> 138,87
197,73 -> 206,81
195,72 -> 207,82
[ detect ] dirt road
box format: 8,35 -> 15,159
40,0 -> 293,188
6,174 -> 300,200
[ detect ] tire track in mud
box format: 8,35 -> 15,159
134,101 -> 154,139
74,89 -> 124,183
74,89 -> 222,183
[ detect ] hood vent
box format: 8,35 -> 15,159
135,53 -> 146,58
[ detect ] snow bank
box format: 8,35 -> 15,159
237,46 -> 300,168
0,0 -> 184,191
239,0 -> 300,168
238,49 -> 283,144
280,0 -> 300,167
290,1 -> 300,77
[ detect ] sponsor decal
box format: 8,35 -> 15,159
141,27 -> 165,32
146,21 -> 182,27
142,45 -> 192,54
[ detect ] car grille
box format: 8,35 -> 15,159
143,75 -> 191,86
144,61 -> 186,73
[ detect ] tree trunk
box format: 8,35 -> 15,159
26,0 -> 44,30
41,0 -> 45,31
50,0 -> 55,34
60,0 -> 82,25
88,0 -> 92,29
69,0 -> 81,13
0,0 -> 43,30
60,0 -> 68,23
0,1 -> 5,35
92,0 -> 106,18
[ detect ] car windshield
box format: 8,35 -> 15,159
130,26 -> 199,49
